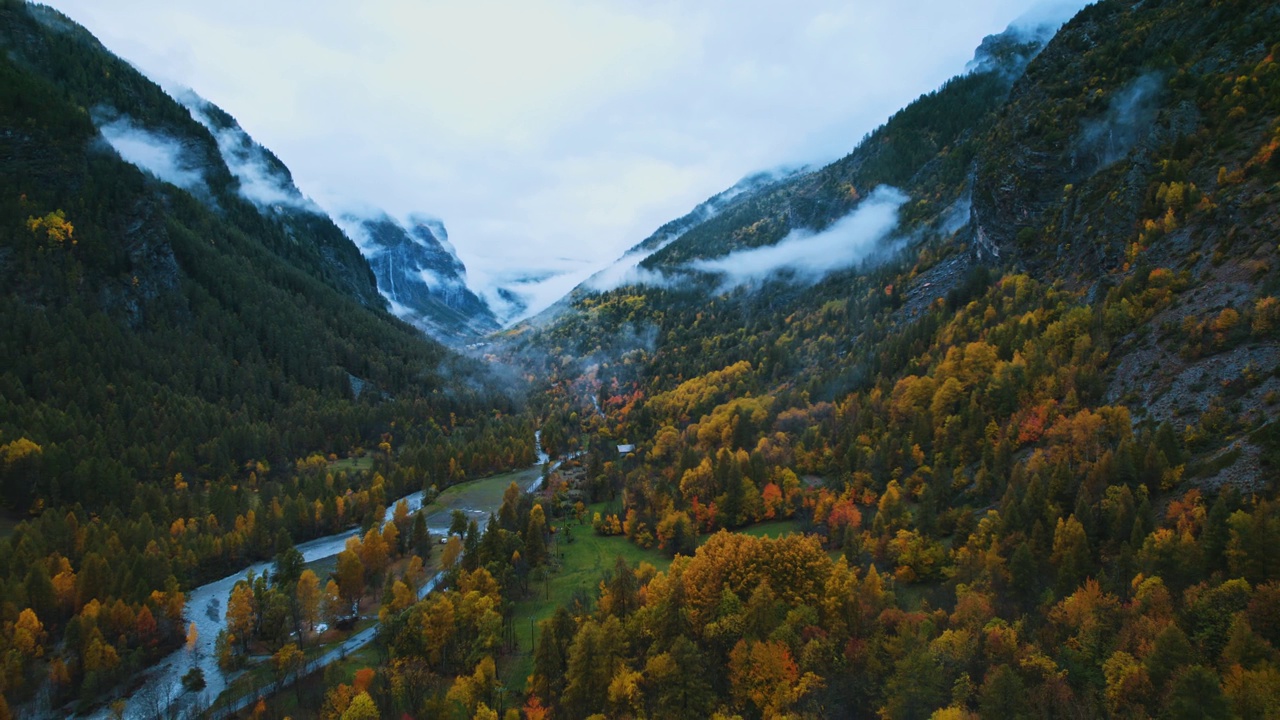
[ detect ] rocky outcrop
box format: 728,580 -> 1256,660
341,213 -> 498,341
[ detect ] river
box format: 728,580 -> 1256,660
86,432 -> 552,720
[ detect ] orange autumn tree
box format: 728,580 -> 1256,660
665,531 -> 833,630
728,638 -> 823,718
226,582 -> 256,653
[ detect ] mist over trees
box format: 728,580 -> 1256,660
4,0 -> 1280,718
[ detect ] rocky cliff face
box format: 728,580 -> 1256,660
341,212 -> 499,340
970,0 -> 1270,276
179,89 -> 502,341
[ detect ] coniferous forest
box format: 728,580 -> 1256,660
3,0 -> 1280,718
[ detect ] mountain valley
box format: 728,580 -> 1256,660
2,1 -> 1280,718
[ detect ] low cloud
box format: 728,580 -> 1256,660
178,91 -> 319,212
939,189 -> 972,235
583,166 -> 808,294
479,265 -> 596,326
50,0 -> 1068,327
688,185 -> 907,288
97,116 -> 206,191
1075,73 -> 1164,169
583,244 -> 678,293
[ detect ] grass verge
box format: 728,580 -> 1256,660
500,513 -> 670,692
499,512 -> 814,691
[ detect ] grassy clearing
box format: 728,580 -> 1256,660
329,456 -> 375,473
500,513 -> 819,691
321,643 -> 381,686
223,470 -> 818,704
736,518 -> 805,539
419,466 -> 543,530
501,515 -> 670,691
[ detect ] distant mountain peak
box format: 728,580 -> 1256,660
568,166 -> 808,299
338,212 -> 499,341
965,20 -> 1057,78
100,87 -> 499,341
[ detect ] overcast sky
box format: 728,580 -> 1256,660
46,0 -> 1084,321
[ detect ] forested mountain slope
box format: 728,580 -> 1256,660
6,0 -> 1280,717
0,2 -> 531,713
485,0 -> 1280,717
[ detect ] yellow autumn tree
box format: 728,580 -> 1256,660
297,569 -> 321,637
321,579 -> 344,625
226,582 -> 256,652
26,210 -> 75,246
728,638 -> 822,718
272,643 -> 304,684
340,691 -> 378,720
14,608 -> 46,657
335,547 -> 366,614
